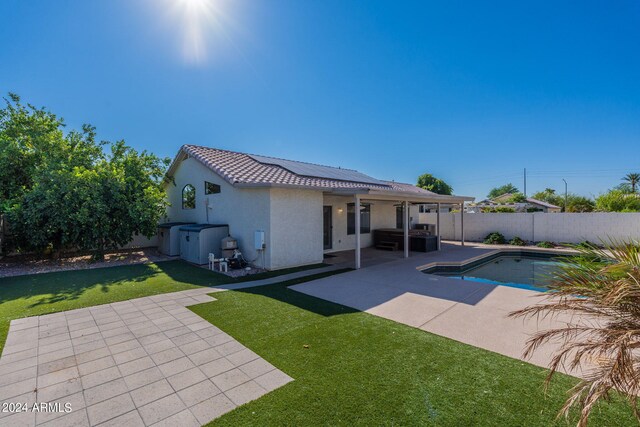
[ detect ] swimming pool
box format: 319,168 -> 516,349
424,252 -> 567,292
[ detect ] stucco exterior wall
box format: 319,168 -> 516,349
269,188 -> 324,269
322,195 -> 398,252
422,212 -> 640,243
165,157 -> 272,267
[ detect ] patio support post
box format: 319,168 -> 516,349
403,200 -> 409,258
460,202 -> 465,246
436,202 -> 441,250
355,194 -> 361,269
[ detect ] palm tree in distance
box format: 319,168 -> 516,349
622,173 -> 640,193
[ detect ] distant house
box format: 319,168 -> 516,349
524,198 -> 562,213
162,145 -> 473,270
490,193 -> 518,204
468,193 -> 561,213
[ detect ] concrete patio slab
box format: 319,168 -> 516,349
292,243 -> 585,376
0,288 -> 292,426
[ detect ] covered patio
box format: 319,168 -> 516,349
322,187 -> 473,269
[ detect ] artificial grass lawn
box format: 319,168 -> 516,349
0,260 -> 326,351
188,271 -> 637,427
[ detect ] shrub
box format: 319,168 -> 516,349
494,207 -> 516,213
484,232 -> 506,245
566,195 -> 595,213
536,241 -> 555,248
595,190 -> 640,212
509,237 -> 526,246
576,240 -> 600,249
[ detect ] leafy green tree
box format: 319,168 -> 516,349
531,188 -> 564,207
506,192 -> 527,203
595,190 -> 640,212
531,188 -> 595,212
622,173 -> 640,193
4,94 -> 169,259
565,195 -> 595,213
487,183 -> 519,199
0,93 -> 103,212
614,183 -> 634,194
10,142 -> 168,259
416,173 -> 453,195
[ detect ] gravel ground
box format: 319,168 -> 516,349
0,248 -> 173,278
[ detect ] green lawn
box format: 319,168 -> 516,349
187,271 -> 636,427
0,260 -> 325,351
0,262 -> 634,425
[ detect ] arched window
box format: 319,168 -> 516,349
182,184 -> 196,209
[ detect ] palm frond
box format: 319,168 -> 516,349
509,239 -> 640,426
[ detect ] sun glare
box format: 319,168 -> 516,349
172,0 -> 224,65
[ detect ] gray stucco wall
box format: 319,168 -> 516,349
269,188 -> 324,269
165,157 -> 272,267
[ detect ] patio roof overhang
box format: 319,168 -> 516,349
324,188 -> 472,269
324,188 -> 474,204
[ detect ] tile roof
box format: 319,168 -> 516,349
169,145 -> 455,199
526,198 -> 561,209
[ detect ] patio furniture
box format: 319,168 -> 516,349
373,229 -> 438,252
376,241 -> 399,251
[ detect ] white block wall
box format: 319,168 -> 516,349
421,213 -> 640,243
122,234 -> 158,249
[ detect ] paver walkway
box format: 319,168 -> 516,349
0,288 -> 292,427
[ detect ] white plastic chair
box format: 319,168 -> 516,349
208,253 -> 217,270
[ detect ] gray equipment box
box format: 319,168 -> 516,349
179,224 -> 230,265
158,222 -> 195,256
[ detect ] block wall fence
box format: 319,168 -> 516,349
420,212 -> 640,244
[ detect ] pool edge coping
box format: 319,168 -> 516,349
416,247 -> 576,273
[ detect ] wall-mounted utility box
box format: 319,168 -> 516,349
254,230 -> 265,250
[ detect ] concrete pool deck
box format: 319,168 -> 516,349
292,243 -> 583,376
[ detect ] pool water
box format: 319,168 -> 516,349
433,255 -> 563,292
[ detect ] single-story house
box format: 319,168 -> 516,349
163,145 -> 473,269
523,198 -> 562,213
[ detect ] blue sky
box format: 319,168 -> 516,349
1,0 -> 639,199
